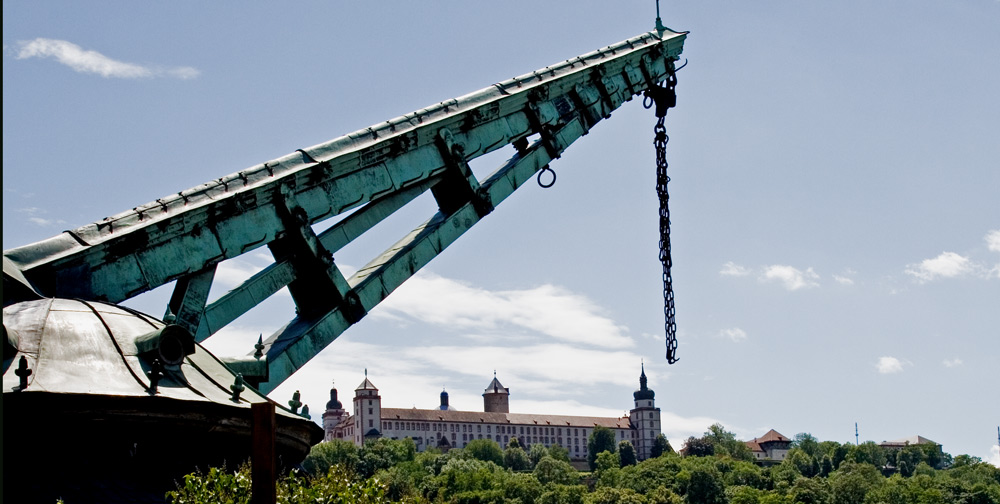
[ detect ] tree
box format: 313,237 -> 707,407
793,433 -> 820,458
548,443 -> 571,462
507,436 -> 521,449
358,437 -> 416,478
533,455 -> 578,485
619,440 -> 638,467
789,476 -> 831,504
503,445 -> 531,471
685,464 -> 727,504
684,436 -> 715,457
703,423 -> 754,461
465,438 -> 504,466
587,426 -> 618,470
302,439 -> 360,475
651,433 -> 673,458
529,443 -> 550,467
844,441 -> 886,469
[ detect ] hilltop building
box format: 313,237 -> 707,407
323,366 -> 663,461
879,435 -> 940,450
746,429 -> 792,462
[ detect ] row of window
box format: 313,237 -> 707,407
381,421 -> 612,438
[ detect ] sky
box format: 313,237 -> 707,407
3,1 -> 998,464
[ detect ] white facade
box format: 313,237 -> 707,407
323,369 -> 662,462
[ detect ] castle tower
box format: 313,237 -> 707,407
482,372 -> 509,413
353,370 -> 382,445
629,364 -> 661,460
322,381 -> 349,441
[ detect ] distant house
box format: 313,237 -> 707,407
746,429 -> 792,463
879,435 -> 939,450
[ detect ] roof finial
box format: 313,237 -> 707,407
654,0 -> 668,34
365,368 -> 368,377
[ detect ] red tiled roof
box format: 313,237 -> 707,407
756,429 -> 790,443
380,408 -> 631,429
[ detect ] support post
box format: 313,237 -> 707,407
252,402 -> 277,504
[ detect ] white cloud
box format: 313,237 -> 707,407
876,356 -> 905,374
832,275 -> 854,286
942,358 -> 963,368
719,328 -> 747,342
989,444 -> 1000,468
16,38 -> 198,79
372,272 -> 632,348
905,252 -> 972,283
761,265 -> 820,290
986,230 -> 1000,253
18,207 -> 65,227
720,261 -> 751,277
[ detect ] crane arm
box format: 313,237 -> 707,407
4,29 -> 686,393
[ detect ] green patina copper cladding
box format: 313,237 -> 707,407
3,29 -> 686,394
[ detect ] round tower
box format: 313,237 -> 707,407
482,372 -> 509,413
439,388 -> 456,410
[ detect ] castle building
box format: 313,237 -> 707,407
322,367 -> 663,462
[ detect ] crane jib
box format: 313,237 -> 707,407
4,29 -> 687,393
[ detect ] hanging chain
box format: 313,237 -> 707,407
644,63 -> 679,364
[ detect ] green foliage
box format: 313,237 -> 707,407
619,440 -> 638,467
358,437 -> 416,478
167,427 -> 1000,504
789,476 -> 831,504
507,436 -> 522,449
652,434 -> 673,458
844,442 -> 887,469
726,485 -> 764,504
548,443 -> 571,463
538,484 -> 588,504
504,445 -> 532,471
683,436 -> 715,457
533,455 -> 579,485
530,443 -> 551,467
466,438 -> 505,466
586,487 -> 646,504
165,465 -> 390,504
703,423 -> 754,461
166,465 -> 251,504
587,426 -> 618,471
302,439 -> 360,475
683,461 -> 727,504
793,433 -> 820,458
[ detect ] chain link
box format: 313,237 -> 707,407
655,116 -> 678,364
645,65 -> 679,364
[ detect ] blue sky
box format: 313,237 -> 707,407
4,1 -> 998,463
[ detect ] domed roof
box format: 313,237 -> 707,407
2,298 -> 322,440
439,388 -> 457,410
326,385 -> 343,410
633,364 -> 655,401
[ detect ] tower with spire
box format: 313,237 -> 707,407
322,380 -> 350,441
353,369 -> 382,445
482,371 -> 510,413
629,363 -> 661,460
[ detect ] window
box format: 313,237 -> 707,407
368,408 -> 372,415
487,426 -> 491,433
451,433 -> 456,441
520,427 -> 525,434
463,434 -> 468,441
477,425 -> 482,433
369,420 -> 373,427
649,412 -> 654,418
496,435 -> 500,442
368,400 -> 372,406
